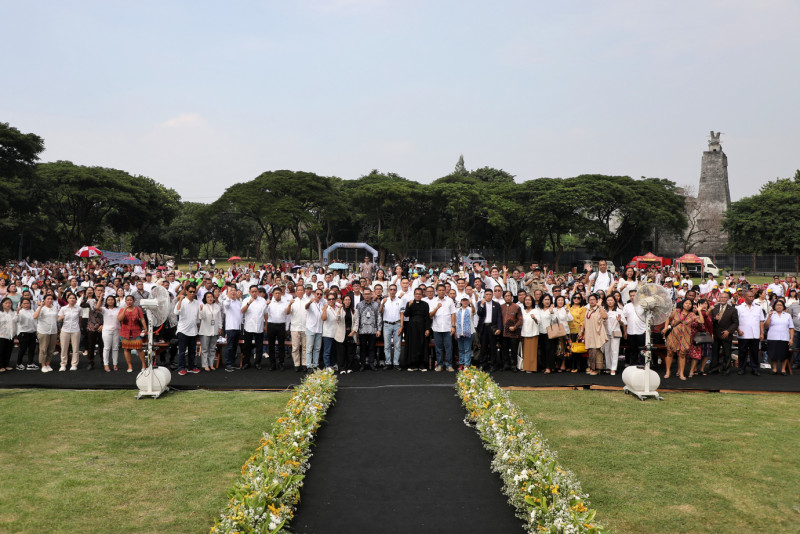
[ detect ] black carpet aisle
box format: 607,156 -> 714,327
292,385 -> 524,534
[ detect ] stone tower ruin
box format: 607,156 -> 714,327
697,131 -> 731,213
695,131 -> 731,254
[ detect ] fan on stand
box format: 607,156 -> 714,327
136,285 -> 172,399
622,283 -> 672,401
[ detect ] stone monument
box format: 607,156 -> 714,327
697,131 -> 731,214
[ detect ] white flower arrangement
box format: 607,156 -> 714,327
456,368 -> 608,533
211,369 -> 338,534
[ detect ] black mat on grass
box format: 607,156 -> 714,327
1,350 -> 797,393
292,386 -> 524,534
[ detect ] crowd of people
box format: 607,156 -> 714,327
0,256 -> 798,381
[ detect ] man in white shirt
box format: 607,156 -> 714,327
430,283 -> 457,372
350,281 -> 363,307
174,285 -> 201,375
483,266 -> 505,292
286,284 -> 311,372
221,285 -> 242,371
265,287 -> 289,371
767,276 -> 786,297
304,288 -> 325,370
380,284 -> 404,370
143,272 -> 156,293
241,285 -> 268,369
196,278 -> 215,302
167,273 -> 181,296
588,260 -> 615,294
621,289 -> 647,367
736,290 -> 764,376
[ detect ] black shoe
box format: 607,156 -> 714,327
512,367 -> 519,373
242,363 -> 251,370
395,366 -> 403,371
737,370 -> 745,375
385,365 -> 394,370
294,367 -> 302,373
255,364 -> 262,370
225,366 -> 235,372
369,364 -> 377,371
87,363 -> 94,371
752,370 -> 760,377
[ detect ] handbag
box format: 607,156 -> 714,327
693,332 -> 712,344
546,322 -> 566,339
613,328 -> 622,338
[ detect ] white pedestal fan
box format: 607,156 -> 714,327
622,283 -> 672,401
136,285 -> 172,399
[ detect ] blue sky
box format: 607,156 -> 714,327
2,0 -> 798,202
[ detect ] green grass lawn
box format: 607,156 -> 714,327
510,390 -> 800,534
0,389 -> 290,534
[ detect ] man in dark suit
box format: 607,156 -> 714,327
710,291 -> 738,374
476,289 -> 503,371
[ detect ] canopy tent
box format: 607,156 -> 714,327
109,255 -> 142,266
628,251 -> 668,269
676,253 -> 703,276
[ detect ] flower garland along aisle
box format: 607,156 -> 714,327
456,368 -> 608,533
211,369 -> 337,534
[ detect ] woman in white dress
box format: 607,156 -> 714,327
602,295 -> 626,376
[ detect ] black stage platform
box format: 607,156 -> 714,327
1,352 -> 797,393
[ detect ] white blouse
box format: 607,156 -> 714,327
36,305 -> 59,335
16,308 -> 37,333
0,310 -> 15,339
605,308 -> 626,335
198,303 -> 222,336
58,304 -> 82,333
520,308 -> 539,337
102,307 -> 121,331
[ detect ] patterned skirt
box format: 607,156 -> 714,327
121,335 -> 143,350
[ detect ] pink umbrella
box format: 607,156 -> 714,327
75,246 -> 102,258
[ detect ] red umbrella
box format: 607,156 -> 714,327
75,246 -> 102,258
157,265 -> 167,270
228,256 -> 242,261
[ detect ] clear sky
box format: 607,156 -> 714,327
2,0 -> 798,202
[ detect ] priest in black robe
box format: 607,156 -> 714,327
402,288 -> 431,370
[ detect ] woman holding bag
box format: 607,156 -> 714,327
663,298 -> 703,380
552,295 -> 573,372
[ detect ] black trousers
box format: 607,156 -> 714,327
242,331 -> 264,365
626,333 -> 646,366
738,338 -> 760,371
359,333 -> 376,367
543,336 -> 559,371
500,336 -> 519,369
0,338 -> 12,368
87,329 -> 104,364
337,339 -> 356,371
16,332 -> 37,366
478,327 -> 497,367
710,336 -> 733,372
266,323 -> 286,368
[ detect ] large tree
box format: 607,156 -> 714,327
37,161 -> 181,256
0,122 -> 46,258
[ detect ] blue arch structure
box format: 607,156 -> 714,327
322,242 -> 378,266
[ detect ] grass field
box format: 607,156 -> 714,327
510,390 -> 800,534
0,389 -> 290,534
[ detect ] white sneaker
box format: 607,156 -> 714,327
42,367 -> 51,373
70,365 -> 78,371
59,365 -> 67,372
